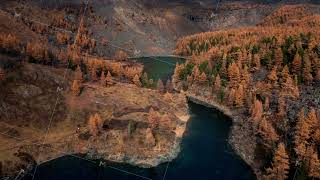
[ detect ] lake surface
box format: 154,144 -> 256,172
132,56 -> 185,82
27,57 -> 255,180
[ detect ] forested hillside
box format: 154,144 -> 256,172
0,1 -> 185,177
173,4 -> 320,179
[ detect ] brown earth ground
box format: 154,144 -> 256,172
0,62 -> 189,177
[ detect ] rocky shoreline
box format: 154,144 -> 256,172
184,92 -> 255,167
25,88 -> 252,178
36,90 -> 189,169
172,79 -> 257,177
18,103 -> 188,180
84,114 -> 190,168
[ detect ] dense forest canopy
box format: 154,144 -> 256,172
173,4 -> 320,179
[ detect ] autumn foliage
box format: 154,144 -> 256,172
74,18 -> 96,54
71,80 -> 81,96
88,113 -> 103,136
148,108 -> 159,130
26,42 -> 50,63
173,4 -> 320,179
0,33 -> 20,53
264,143 -> 290,180
133,74 -> 142,87
114,50 -> 128,60
56,32 -> 71,45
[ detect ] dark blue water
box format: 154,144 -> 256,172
27,57 -> 255,180
30,102 -> 254,180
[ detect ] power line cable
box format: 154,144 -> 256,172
0,128 -> 153,180
0,2 -> 187,179
30,1 -> 90,179
162,162 -> 170,180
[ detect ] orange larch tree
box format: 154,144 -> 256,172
187,75 -> 193,86
264,96 -> 270,112
281,73 -> 297,98
71,80 -> 81,96
74,65 -> 84,82
133,74 -> 142,87
251,99 -> 264,125
268,67 -> 278,85
214,74 -> 221,93
241,65 -> 251,85
88,113 -> 103,136
303,55 -> 313,85
198,72 -> 207,85
111,63 -> 122,77
265,143 -> 290,180
220,54 -> 228,78
313,128 -> 320,144
148,108 -> 159,130
277,96 -> 286,118
234,84 -> 244,108
258,117 -> 279,148
106,71 -> 113,86
292,51 -> 302,75
294,109 -> 310,160
192,66 -> 200,83
114,50 -> 128,60
0,33 -> 19,52
274,48 -> 283,67
173,63 -> 184,82
281,65 -> 290,87
308,148 -> 320,178
253,54 -> 261,70
306,108 -> 318,137
227,62 -> 240,88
